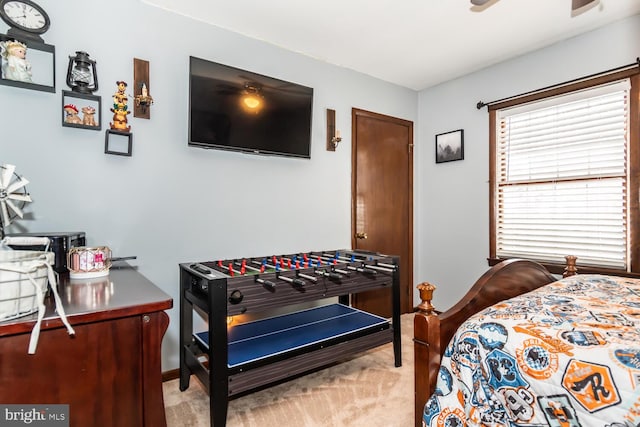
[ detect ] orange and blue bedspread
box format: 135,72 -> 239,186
423,274 -> 640,426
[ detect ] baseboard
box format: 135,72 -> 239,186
162,360 -> 210,382
162,369 -> 179,382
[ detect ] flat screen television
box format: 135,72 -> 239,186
188,56 -> 314,158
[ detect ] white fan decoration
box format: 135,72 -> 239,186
0,164 -> 32,238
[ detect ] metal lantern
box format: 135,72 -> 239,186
66,51 -> 98,93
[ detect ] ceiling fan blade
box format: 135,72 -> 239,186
0,164 -> 15,189
5,176 -> 29,195
572,0 -> 597,11
471,0 -> 491,5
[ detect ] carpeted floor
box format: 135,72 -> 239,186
163,313 -> 414,427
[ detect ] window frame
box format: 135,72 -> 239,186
489,68 -> 640,276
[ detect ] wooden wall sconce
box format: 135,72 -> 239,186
133,58 -> 153,119
326,108 -> 342,151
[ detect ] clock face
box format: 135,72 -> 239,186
0,0 -> 50,34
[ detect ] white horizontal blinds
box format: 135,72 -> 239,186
496,79 -> 630,269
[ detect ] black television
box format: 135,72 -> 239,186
188,56 -> 314,158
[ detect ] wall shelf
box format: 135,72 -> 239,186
62,90 -> 101,130
0,34 -> 55,93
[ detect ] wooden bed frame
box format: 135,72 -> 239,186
412,258 -> 576,427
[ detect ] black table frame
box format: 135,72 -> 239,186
179,250 -> 401,427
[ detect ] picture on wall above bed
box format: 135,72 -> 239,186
435,129 -> 464,163
188,56 -> 314,159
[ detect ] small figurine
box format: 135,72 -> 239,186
0,40 -> 33,83
110,80 -> 131,132
113,80 -> 128,105
81,106 -> 97,127
63,104 -> 82,124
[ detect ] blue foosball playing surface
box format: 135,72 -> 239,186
194,303 -> 389,368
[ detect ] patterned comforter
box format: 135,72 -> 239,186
423,274 -> 640,427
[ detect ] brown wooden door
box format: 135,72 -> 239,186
351,108 -> 413,317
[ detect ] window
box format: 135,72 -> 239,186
489,68 -> 640,274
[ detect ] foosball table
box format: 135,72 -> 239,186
179,249 -> 401,427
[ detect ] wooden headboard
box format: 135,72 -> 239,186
413,259 -> 560,427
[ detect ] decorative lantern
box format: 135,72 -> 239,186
66,51 -> 98,93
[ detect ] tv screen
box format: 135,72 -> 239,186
189,56 -> 314,158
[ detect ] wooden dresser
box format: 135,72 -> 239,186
0,263 -> 173,427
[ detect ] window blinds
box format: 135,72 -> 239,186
496,79 -> 630,269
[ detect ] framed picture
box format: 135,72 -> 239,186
435,129 -> 464,163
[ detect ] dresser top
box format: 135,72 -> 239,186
0,262 -> 173,335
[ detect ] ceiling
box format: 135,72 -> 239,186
141,0 -> 640,91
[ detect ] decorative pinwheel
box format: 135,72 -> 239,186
0,164 -> 32,239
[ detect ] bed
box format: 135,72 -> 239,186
413,258 -> 640,427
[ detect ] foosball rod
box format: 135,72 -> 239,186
255,277 -> 276,290
283,253 -> 353,271
314,269 -> 343,282
340,251 -> 397,271
278,255 -> 314,269
250,259 -> 286,271
301,254 -> 350,278
312,253 -> 377,275
277,274 -> 306,287
275,254 -> 343,281
321,252 -> 357,263
320,252 -> 381,271
277,254 -> 342,272
234,260 -> 259,273
217,261 -> 242,276
296,272 -> 318,282
321,252 -> 377,265
234,261 -> 263,273
331,252 -> 396,273
233,261 -> 278,289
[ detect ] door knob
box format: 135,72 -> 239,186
355,232 -> 368,239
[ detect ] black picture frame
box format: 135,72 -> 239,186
62,90 -> 101,130
105,129 -> 132,156
435,129 -> 464,163
0,34 -> 55,93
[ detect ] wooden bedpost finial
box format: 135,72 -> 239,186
416,282 -> 436,314
563,255 -> 578,277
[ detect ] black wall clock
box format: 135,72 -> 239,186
0,0 -> 50,43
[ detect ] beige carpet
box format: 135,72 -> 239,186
163,313 -> 414,427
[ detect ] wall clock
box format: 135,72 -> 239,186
0,0 -> 50,43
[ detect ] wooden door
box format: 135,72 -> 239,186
351,108 -> 413,317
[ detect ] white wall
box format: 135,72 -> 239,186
415,14 -> 640,312
0,0 -> 417,370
